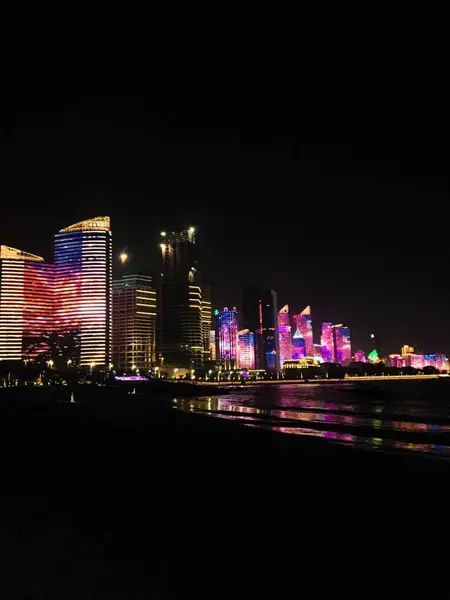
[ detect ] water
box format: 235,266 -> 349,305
173,380 -> 450,459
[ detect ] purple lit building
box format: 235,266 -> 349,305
238,329 -> 255,370
293,306 -> 314,357
320,322 -> 334,363
292,329 -> 306,359
354,350 -> 366,363
216,307 -> 239,369
333,324 -> 352,366
278,304 -> 292,367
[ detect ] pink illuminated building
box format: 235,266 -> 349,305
293,306 -> 314,357
321,322 -> 334,363
278,304 -> 292,367
354,350 -> 366,363
333,324 -> 352,366
216,307 -> 239,369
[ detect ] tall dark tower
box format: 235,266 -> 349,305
242,285 -> 280,372
160,228 -> 204,369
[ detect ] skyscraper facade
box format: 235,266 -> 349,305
320,322 -> 334,363
333,324 -> 352,365
216,307 -> 239,369
53,217 -> 112,367
238,329 -> 255,370
278,304 -> 292,367
209,330 -> 216,361
0,246 -> 53,361
201,283 -> 212,361
291,329 -> 306,359
160,228 -> 204,368
112,274 -> 157,371
293,306 -> 314,357
242,285 -> 279,371
354,350 -> 366,363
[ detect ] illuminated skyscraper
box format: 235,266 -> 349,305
0,246 -> 54,361
201,283 -> 212,361
320,322 -> 334,363
160,228 -> 204,368
401,344 -> 414,356
293,306 -> 314,357
112,274 -> 157,371
209,330 -> 216,361
242,285 -> 279,371
292,329 -> 306,359
354,350 -> 366,363
238,329 -> 255,369
278,304 -> 292,367
333,324 -> 352,366
313,343 -> 324,363
54,217 -> 112,367
216,307 -> 239,369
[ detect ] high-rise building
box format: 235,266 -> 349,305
401,344 -> 414,356
0,246 -> 54,361
292,329 -> 306,359
278,304 -> 292,367
238,329 -> 255,370
242,285 -> 279,371
216,307 -> 239,369
209,330 -> 216,361
354,350 -> 366,363
53,217 -> 112,367
201,283 -> 212,361
293,306 -> 314,358
320,322 -> 334,363
160,228 -> 204,368
313,343 -> 324,363
112,274 -> 157,371
333,324 -> 352,366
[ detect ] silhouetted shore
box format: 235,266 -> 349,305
0,386 -> 447,597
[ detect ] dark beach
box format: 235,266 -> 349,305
1,385 -> 447,597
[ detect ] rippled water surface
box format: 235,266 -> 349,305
173,380 -> 450,459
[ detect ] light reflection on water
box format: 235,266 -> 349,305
172,381 -> 450,459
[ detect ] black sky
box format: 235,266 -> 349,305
0,95 -> 448,356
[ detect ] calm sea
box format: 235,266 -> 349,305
173,379 -> 450,459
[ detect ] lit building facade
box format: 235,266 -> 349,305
201,283 -> 212,361
0,246 -> 54,361
112,274 -> 157,371
401,344 -> 414,356
160,228 -> 204,368
242,285 -> 280,371
292,329 -> 306,359
333,324 -> 352,366
321,322 -> 334,363
313,343 -> 324,363
354,350 -> 366,363
216,307 -> 239,370
209,330 -> 216,361
238,329 -> 255,369
53,217 -> 112,367
278,304 -> 292,367
293,306 -> 314,357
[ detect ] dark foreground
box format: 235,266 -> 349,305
0,390 -> 448,598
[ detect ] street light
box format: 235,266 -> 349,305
47,359 -> 54,368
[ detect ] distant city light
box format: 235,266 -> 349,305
370,333 -> 375,339
120,252 -> 128,264
188,227 -> 195,234
161,231 -> 167,237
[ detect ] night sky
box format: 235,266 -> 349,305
0,96 -> 448,356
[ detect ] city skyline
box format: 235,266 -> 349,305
0,100 -> 447,355
1,217 -> 448,366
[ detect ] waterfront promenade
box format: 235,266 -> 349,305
200,374 -> 448,386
